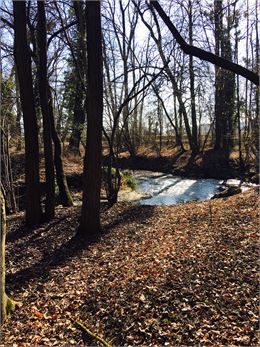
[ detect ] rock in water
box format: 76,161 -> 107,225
211,186 -> 242,199
250,174 -> 259,184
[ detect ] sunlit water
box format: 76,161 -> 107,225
133,171 -> 223,205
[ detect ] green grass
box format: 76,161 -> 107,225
121,171 -> 137,190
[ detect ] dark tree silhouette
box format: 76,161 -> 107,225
37,0 -> 55,220
13,0 -> 42,225
78,1 -> 103,238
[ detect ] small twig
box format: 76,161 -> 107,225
75,320 -> 112,347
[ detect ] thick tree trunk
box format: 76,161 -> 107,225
236,76 -> 243,168
222,9 -> 235,152
13,1 -> 42,226
37,1 -> 55,220
78,1 -> 103,238
214,1 -> 235,153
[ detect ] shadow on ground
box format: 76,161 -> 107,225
6,203 -> 156,292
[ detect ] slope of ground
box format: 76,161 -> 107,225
1,189 -> 259,346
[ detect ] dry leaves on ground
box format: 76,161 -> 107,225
1,189 -> 259,346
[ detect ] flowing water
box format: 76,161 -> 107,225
132,171 -> 223,205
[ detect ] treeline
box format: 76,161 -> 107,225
0,0 -> 259,324
0,0 -> 259,222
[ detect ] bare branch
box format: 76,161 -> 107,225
150,0 -> 259,85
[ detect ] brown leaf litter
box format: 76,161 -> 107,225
0,189 -> 259,346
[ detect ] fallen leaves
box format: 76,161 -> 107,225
1,189 -> 258,346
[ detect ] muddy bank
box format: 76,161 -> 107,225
10,150 -> 258,211
103,149 -> 257,181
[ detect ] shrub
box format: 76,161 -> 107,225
121,171 -> 136,190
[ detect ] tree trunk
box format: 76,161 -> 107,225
68,84 -> 85,156
13,1 -> 42,226
0,190 -> 14,325
14,65 -> 22,151
78,1 -> 103,238
222,8 -> 235,152
68,1 -> 86,156
0,189 -> 7,324
47,86 -> 74,207
37,0 -> 55,220
236,75 -> 243,168
214,0 -> 224,150
188,0 -> 198,153
253,0 -> 259,169
0,129 -> 16,213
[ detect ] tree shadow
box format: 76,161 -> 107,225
102,203 -> 156,233
6,203 -> 156,293
6,215 -> 69,243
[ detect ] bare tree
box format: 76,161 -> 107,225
78,1 -> 103,238
37,0 -> 55,220
13,0 -> 42,225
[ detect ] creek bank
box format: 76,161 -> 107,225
212,185 -> 242,199
103,149 -> 257,182
11,150 -> 258,211
211,178 -> 258,199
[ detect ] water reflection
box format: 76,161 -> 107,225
134,171 -> 222,205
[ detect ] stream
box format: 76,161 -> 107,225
133,171 -> 222,205
119,171 -> 253,205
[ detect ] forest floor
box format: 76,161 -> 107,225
1,189 -> 259,346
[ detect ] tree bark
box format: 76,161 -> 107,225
0,190 -> 14,324
214,0 -> 224,150
68,1 -> 86,156
37,0 -> 55,220
47,86 -> 74,207
68,84 -> 85,156
13,0 -> 42,226
188,0 -> 198,153
0,129 -> 16,213
78,1 -> 103,238
14,65 -> 22,151
0,189 -> 7,324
